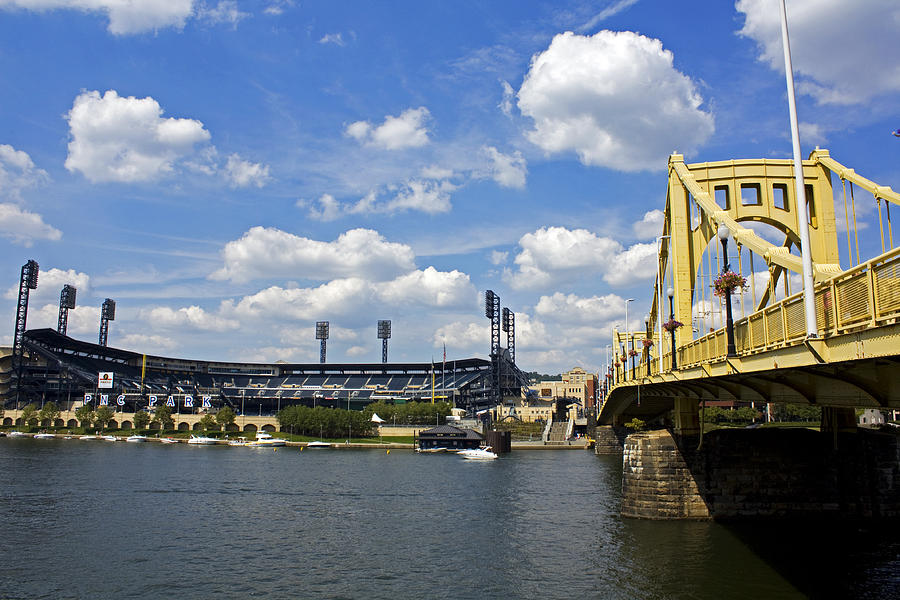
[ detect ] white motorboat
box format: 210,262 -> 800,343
247,432 -> 286,447
458,446 -> 498,460
227,437 -> 248,446
8,431 -> 28,438
33,433 -> 56,439
80,434 -> 101,440
159,437 -> 180,444
102,435 -> 118,442
126,435 -> 148,442
306,441 -> 330,448
187,435 -> 219,445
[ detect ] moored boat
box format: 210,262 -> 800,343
187,435 -> 218,445
246,432 -> 286,447
33,433 -> 56,439
126,435 -> 148,442
159,437 -> 179,444
102,435 -> 118,442
306,441 -> 330,448
8,431 -> 28,438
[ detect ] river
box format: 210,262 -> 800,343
1,439 -> 897,599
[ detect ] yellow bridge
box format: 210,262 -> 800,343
599,149 -> 900,434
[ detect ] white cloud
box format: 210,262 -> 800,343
736,0 -> 900,105
0,0 -> 194,35
345,107 -> 431,150
517,30 -> 713,171
306,193 -> 342,221
799,122 -> 826,146
319,32 -> 345,46
65,90 -> 211,183
504,226 -> 659,290
499,80 -> 515,116
224,153 -> 270,188
0,204 -> 61,246
420,165 -> 453,180
27,303 -> 98,335
534,292 -> 624,324
433,320 -> 488,354
5,267 -> 91,304
377,267 -> 475,308
0,144 -> 49,201
197,1 -> 248,28
578,0 -> 640,31
490,250 -> 508,265
346,345 -> 367,357
141,305 -> 239,332
483,146 -> 527,189
632,209 -> 664,240
117,333 -> 179,354
211,227 -> 417,283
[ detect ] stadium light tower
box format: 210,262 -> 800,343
502,307 -> 515,364
57,284 -> 77,336
484,290 -> 501,403
99,298 -> 116,347
316,321 -> 329,364
13,259 -> 38,408
377,319 -> 391,363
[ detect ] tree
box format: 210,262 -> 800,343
215,406 -> 236,429
199,413 -> 217,431
39,401 -> 60,427
74,405 -> 94,428
153,405 -> 174,430
20,403 -> 38,428
133,410 -> 150,430
94,405 -> 115,430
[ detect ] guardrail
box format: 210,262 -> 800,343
625,245 -> 900,379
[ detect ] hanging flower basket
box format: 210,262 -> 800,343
642,339 -> 653,348
662,318 -> 683,333
713,270 -> 747,297
628,349 -> 638,358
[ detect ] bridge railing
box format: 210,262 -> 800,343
635,245 -> 900,376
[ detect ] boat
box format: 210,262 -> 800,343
126,435 -> 148,443
102,435 -> 118,442
306,441 -> 330,448
246,432 -> 286,447
187,435 -> 219,445
227,437 -> 248,446
458,446 -> 498,460
159,437 -> 180,444
33,433 -> 56,439
8,431 -> 28,438
80,434 -> 101,440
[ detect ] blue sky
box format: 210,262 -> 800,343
0,0 -> 897,374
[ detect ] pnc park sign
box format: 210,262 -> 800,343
83,393 -> 212,410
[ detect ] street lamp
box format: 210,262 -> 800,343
625,298 -> 635,381
718,226 -> 737,357
644,314 -> 651,376
667,287 -> 677,370
656,235 -> 670,376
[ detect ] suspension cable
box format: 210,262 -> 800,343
842,178 -> 852,267
850,181 -> 860,265
877,197 -> 886,254
737,243 -> 745,319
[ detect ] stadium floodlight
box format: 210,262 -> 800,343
377,319 -> 391,363
484,290 -> 496,319
24,260 -> 38,290
501,307 -> 511,332
58,284 -> 77,335
13,259 -> 39,408
316,321 -> 329,364
99,298 -> 116,347
377,320 -> 391,339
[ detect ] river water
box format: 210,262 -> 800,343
1,439 -> 897,599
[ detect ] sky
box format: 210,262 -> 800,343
0,0 -> 898,375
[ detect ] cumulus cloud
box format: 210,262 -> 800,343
499,80 -> 515,116
490,250 -> 508,265
503,226 -> 659,290
141,305 -> 239,332
319,32 -> 345,46
117,333 -> 179,354
483,146 -> 527,189
307,178 -> 457,220
0,0 -> 194,35
433,320 -> 488,353
27,303 -> 98,335
377,267 -> 475,308
345,107 -> 431,150
5,267 -> 91,304
517,30 -> 714,171
632,209 -> 664,239
0,144 -> 49,201
0,204 -> 61,246
224,153 -> 270,188
534,292 -> 624,324
65,90 -> 211,183
737,0 -> 900,105
211,227 -> 417,283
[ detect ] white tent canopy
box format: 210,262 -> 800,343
370,413 -> 385,423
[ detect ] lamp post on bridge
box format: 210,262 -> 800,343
667,287 -> 677,370
718,226 -> 738,357
625,298 -> 634,382
644,314 -> 651,376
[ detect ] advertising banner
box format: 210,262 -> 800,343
98,372 -> 114,389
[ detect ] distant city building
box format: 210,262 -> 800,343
528,367 -> 598,409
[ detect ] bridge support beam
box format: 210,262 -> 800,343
821,406 -> 857,438
673,397 -> 700,436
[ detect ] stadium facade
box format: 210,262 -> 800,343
2,329 -> 529,418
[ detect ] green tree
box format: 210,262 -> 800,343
20,403 -> 38,428
199,413 -> 217,431
133,410 -> 151,430
39,401 -> 60,427
153,405 -> 174,430
624,417 -> 646,432
215,406 -> 236,429
94,405 -> 115,430
74,405 -> 94,428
